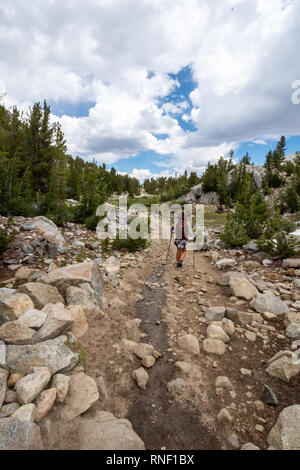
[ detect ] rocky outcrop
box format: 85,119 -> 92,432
177,183 -> 219,205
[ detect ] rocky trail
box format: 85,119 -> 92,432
0,214 -> 300,450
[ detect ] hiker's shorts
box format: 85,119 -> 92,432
174,239 -> 188,249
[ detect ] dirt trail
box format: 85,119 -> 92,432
127,263 -> 221,450
69,233 -> 299,450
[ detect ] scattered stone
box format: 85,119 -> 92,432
0,321 -> 35,345
230,276 -> 259,300
0,293 -> 34,320
132,368 -> 149,389
203,338 -> 226,355
60,373 -> 99,422
227,432 -> 240,449
0,418 -> 43,450
17,309 -> 47,329
282,258 -> 300,269
215,376 -> 233,390
241,443 -> 260,450
207,324 -> 230,343
12,404 -> 36,422
16,368 -> 51,405
222,318 -> 235,336
286,323 -> 300,340
178,334 -> 200,354
268,405 -> 300,450
51,374 -> 70,403
240,368 -> 252,376
167,378 -> 186,393
262,385 -> 278,406
266,355 -> 300,383
134,343 -> 155,359
7,373 -> 24,388
216,259 -> 236,270
18,283 -> 64,309
141,356 -> 155,368
250,292 -> 289,316
205,306 -> 226,321
35,388 -> 56,422
78,411 -> 145,450
217,408 -> 233,423
245,331 -> 257,342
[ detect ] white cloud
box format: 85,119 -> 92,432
0,0 -> 299,172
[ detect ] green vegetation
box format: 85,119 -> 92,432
65,340 -> 86,364
0,218 -> 16,253
144,170 -> 200,202
0,99 -> 141,228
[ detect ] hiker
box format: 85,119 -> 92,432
171,210 -> 195,268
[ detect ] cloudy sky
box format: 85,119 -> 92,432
1,0 -> 300,180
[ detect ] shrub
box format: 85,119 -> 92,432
111,235 -> 148,252
220,212 -> 250,247
0,218 -> 16,254
84,214 -> 103,231
257,232 -> 299,259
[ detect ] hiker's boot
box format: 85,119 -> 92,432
177,260 -> 183,268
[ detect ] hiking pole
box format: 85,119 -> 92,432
166,232 -> 173,264
192,237 -> 196,271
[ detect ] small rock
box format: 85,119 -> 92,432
262,385 -> 278,406
141,356 -> 155,368
132,368 -> 149,389
0,293 -> 34,320
51,374 -> 70,403
217,408 -> 233,423
0,321 -> 35,345
134,343 -> 155,359
16,368 -> 51,404
12,404 -> 36,422
241,443 -> 260,450
35,388 -> 56,422
178,334 -> 200,354
227,432 -> 240,449
203,338 -> 226,355
205,306 -> 226,321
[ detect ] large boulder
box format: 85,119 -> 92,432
0,418 -> 43,450
60,373 -> 99,422
0,293 -> 34,320
282,258 -> 300,269
39,262 -> 103,305
66,284 -> 101,316
268,405 -> 300,450
230,275 -> 259,300
250,292 -> 289,316
266,355 -> 300,383
32,303 -> 75,343
18,283 -> 64,310
6,338 -> 78,374
16,367 -> 51,404
33,216 -> 65,245
0,321 -> 35,345
35,388 -> 56,422
78,411 -> 145,450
